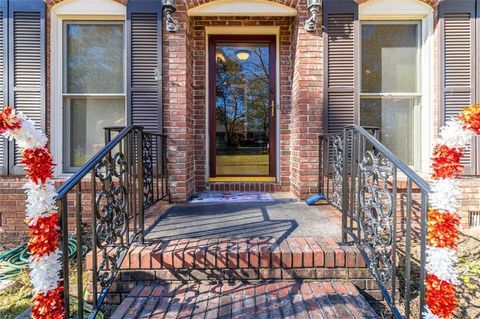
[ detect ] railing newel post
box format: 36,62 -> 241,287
341,128 -> 349,243
58,197 -> 70,318
91,168 -> 98,311
137,128 -> 145,245
419,191 -> 428,317
75,183 -> 84,319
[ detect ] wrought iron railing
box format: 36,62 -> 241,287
55,125 -> 169,319
319,125 -> 431,319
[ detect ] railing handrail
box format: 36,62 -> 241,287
55,125 -> 142,200
350,125 -> 431,193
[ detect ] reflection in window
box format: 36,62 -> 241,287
360,22 -> 421,166
63,22 -> 125,172
215,43 -> 271,176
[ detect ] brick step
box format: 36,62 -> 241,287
113,237 -> 366,272
111,281 -> 379,319
86,237 -> 383,304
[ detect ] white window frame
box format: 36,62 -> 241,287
359,0 -> 434,173
50,0 -> 126,176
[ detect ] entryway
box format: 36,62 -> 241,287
208,35 -> 277,181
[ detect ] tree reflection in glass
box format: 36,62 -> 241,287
215,43 -> 271,176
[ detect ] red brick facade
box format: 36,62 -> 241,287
0,0 -> 478,232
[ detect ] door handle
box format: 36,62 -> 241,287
270,100 -> 275,117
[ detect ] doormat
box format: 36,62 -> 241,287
190,191 -> 274,203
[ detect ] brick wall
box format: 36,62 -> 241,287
162,3 -> 196,203
290,3 -> 323,199
0,0 -> 479,232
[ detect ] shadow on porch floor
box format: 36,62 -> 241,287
144,193 -> 342,242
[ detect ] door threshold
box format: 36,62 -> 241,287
208,177 -> 276,183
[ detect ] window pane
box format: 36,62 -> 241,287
360,98 -> 420,165
66,23 -> 124,93
66,98 -> 125,168
362,24 -> 419,93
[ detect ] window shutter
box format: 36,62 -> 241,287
0,0 -> 7,175
323,0 -> 358,133
8,0 -> 45,174
439,0 -> 477,174
127,0 -> 163,133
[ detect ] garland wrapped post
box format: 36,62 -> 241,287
424,105 -> 480,319
0,106 -> 63,318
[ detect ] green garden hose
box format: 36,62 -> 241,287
0,238 -> 83,280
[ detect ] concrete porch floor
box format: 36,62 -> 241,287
144,193 -> 342,242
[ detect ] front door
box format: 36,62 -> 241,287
208,35 -> 276,179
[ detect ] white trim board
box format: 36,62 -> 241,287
188,0 -> 297,16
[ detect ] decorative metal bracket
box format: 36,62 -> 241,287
163,0 -> 178,33
304,0 -> 322,32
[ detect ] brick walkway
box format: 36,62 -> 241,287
111,281 -> 379,319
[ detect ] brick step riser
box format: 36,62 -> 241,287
96,237 -> 367,271
86,238 -> 386,305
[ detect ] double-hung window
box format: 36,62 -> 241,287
63,21 -> 126,172
360,21 -> 422,168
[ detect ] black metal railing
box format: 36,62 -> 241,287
55,125 -> 169,319
319,125 -> 431,319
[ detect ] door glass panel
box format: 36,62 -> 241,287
360,23 -> 421,167
215,43 -> 271,176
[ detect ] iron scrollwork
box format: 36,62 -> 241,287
143,133 -> 154,209
94,152 -> 129,288
358,150 -> 395,285
331,135 -> 344,209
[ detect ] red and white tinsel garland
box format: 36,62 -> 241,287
0,106 -> 63,319
424,104 -> 480,319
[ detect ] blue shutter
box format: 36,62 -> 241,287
0,0 -> 7,175
8,0 -> 46,174
127,0 -> 163,133
323,0 -> 359,133
439,0 -> 477,174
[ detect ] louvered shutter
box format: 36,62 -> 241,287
127,0 -> 163,133
0,0 -> 7,174
8,0 -> 45,174
439,0 -> 477,174
323,0 -> 358,133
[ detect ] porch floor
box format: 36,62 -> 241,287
144,193 -> 342,242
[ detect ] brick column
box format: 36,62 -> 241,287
163,4 -> 196,203
290,3 -> 323,199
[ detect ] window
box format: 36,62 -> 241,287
360,22 -> 422,167
63,22 -> 125,172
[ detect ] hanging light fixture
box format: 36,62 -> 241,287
163,0 -> 178,32
236,49 -> 250,61
305,0 -> 322,32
